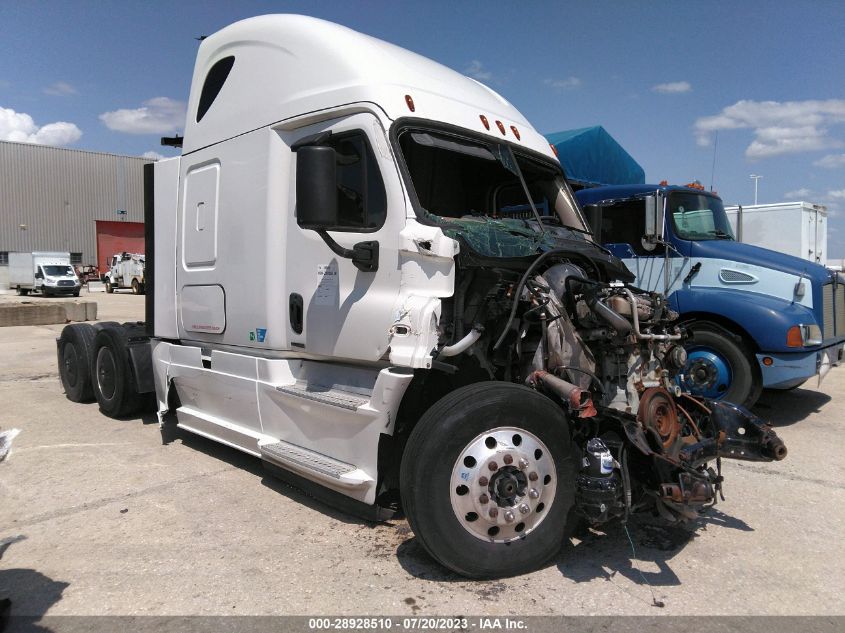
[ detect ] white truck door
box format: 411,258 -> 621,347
284,113 -> 405,362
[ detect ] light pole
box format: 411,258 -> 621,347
749,174 -> 762,205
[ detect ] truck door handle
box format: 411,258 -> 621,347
289,293 -> 304,335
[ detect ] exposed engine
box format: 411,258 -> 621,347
437,249 -> 787,525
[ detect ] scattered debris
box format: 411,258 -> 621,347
0,429 -> 21,463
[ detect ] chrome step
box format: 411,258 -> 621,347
275,381 -> 369,411
259,439 -> 372,488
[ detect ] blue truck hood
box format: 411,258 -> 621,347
691,239 -> 833,285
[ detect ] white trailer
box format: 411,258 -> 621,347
54,15 -> 785,579
104,252 -> 145,294
725,201 -> 828,263
9,251 -> 81,297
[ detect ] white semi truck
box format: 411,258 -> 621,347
9,251 -> 81,297
104,252 -> 145,294
55,15 -> 785,578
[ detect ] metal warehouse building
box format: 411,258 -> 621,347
0,140 -> 152,289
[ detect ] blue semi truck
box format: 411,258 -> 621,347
574,183 -> 845,407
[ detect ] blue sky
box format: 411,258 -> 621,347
1,0 -> 843,257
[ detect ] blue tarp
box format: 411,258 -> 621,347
545,126 -> 645,187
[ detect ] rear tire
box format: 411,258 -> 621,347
91,326 -> 142,418
683,324 -> 761,408
105,281 -> 114,294
57,324 -> 97,402
131,279 -> 140,295
400,382 -> 575,578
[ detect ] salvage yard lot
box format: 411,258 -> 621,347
1,291 -> 843,617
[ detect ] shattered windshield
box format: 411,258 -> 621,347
670,193 -> 735,241
397,128 -> 590,239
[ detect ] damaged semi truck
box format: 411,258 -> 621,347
56,15 -> 786,578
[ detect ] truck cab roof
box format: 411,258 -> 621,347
182,14 -> 551,158
575,184 -> 720,206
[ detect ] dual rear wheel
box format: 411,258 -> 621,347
57,323 -> 145,417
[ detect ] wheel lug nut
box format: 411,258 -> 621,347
479,494 -> 489,504
503,511 -> 515,523
528,488 -> 539,499
528,471 -> 538,481
519,503 -> 530,515
518,458 -> 529,470
503,454 -> 513,465
488,461 -> 498,471
488,507 -> 499,518
478,476 -> 489,487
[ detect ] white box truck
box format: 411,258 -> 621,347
103,252 -> 145,294
54,15 -> 785,578
9,251 -> 81,297
725,201 -> 828,263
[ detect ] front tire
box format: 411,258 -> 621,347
400,382 -> 574,578
682,325 -> 761,408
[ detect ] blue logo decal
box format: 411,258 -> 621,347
255,328 -> 267,343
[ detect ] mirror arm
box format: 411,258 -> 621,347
315,229 -> 379,273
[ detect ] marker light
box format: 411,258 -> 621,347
762,357 -> 774,366
495,120 -> 506,135
405,94 -> 415,112
787,324 -> 823,347
510,125 -> 520,140
479,115 -> 490,130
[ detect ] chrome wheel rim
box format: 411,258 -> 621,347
449,426 -> 556,543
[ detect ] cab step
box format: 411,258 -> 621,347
258,439 -> 373,488
275,381 -> 370,411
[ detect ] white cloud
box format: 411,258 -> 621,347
694,99 -> 845,158
827,189 -> 845,199
784,188 -> 813,199
43,81 -> 78,96
141,151 -> 165,161
814,153 -> 845,169
652,81 -> 691,94
544,77 -> 582,91
464,60 -> 492,81
0,106 -> 81,145
99,97 -> 186,135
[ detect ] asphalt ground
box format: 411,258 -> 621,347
0,290 -> 843,619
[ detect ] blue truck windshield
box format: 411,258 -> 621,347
670,192 -> 735,241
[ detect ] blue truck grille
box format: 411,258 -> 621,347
822,282 -> 844,339
57,280 -> 75,287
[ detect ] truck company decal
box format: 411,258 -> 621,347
249,328 -> 267,342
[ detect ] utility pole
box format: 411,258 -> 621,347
749,174 -> 762,205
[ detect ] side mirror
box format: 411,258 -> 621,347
293,142 -> 379,272
583,204 -> 603,240
296,145 -> 338,229
642,194 -> 664,252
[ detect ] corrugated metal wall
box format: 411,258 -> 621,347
0,140 -> 152,267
